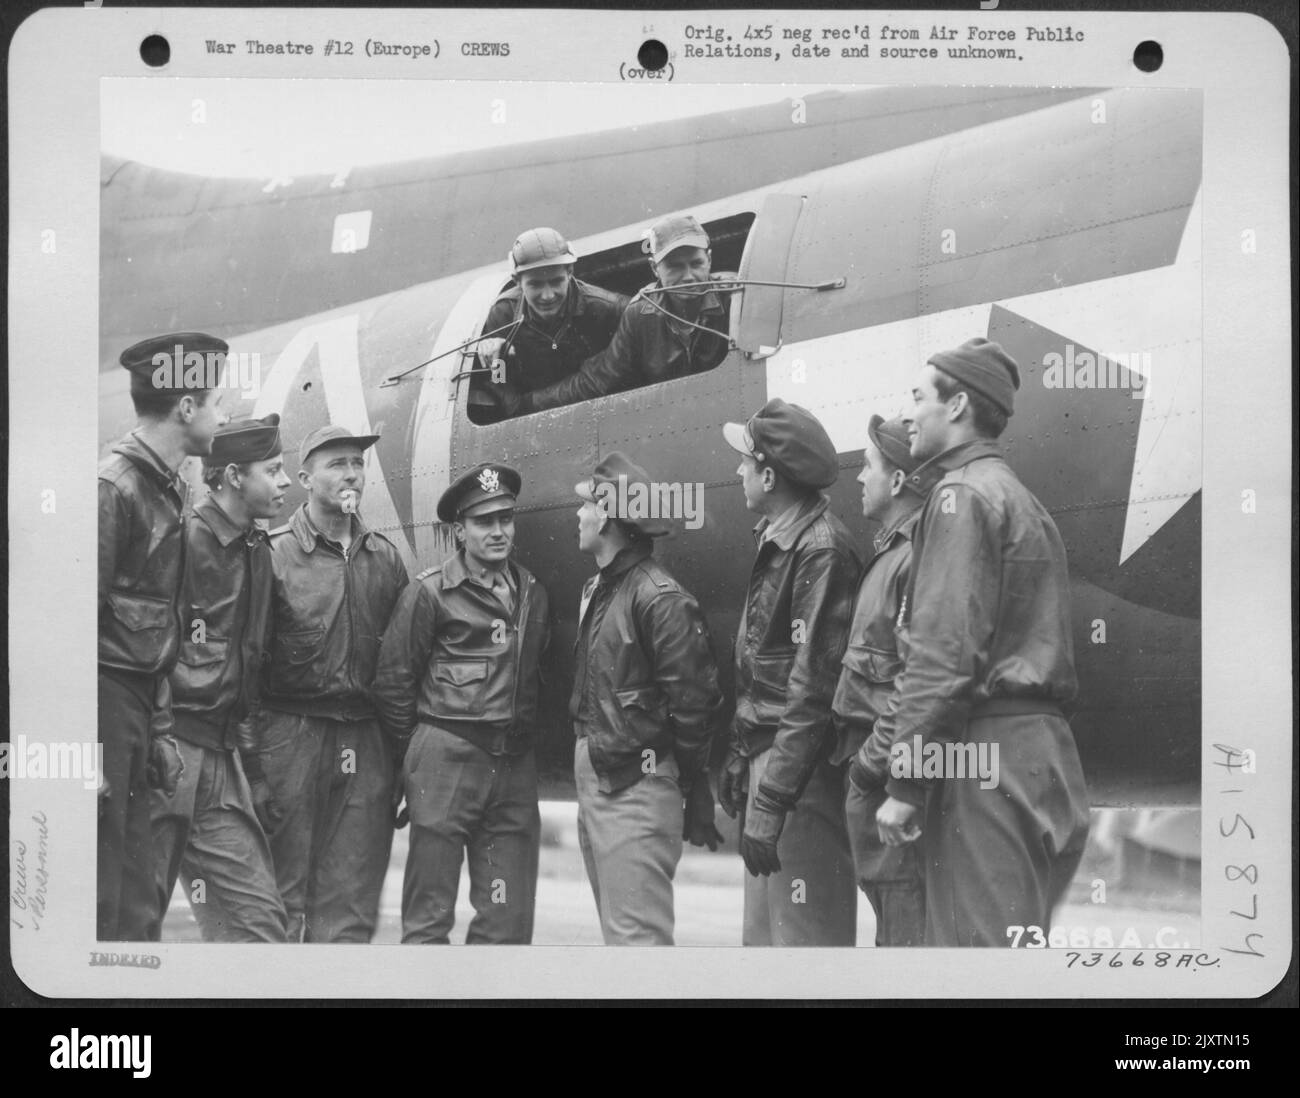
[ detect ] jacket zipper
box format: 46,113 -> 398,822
508,570 -> 530,725
342,539 -> 357,700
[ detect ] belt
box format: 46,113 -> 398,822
969,698 -> 1064,720
263,695 -> 377,722
420,717 -> 531,756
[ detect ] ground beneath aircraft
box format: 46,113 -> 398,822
162,804 -> 1199,950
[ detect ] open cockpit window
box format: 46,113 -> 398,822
466,211 -> 755,424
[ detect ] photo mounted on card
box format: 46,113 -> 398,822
6,6 -> 1291,1000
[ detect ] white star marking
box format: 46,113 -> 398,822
767,191 -> 1201,565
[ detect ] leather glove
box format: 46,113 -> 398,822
248,776 -> 284,835
682,774 -> 724,851
717,747 -> 749,819
848,750 -> 877,795
146,734 -> 184,796
741,794 -> 786,877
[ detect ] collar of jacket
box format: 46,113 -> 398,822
439,549 -> 520,591
513,278 -> 586,326
871,505 -> 923,555
112,430 -> 185,496
194,494 -> 258,548
286,503 -> 378,554
912,438 -> 1004,484
597,540 -> 654,582
752,492 -> 829,552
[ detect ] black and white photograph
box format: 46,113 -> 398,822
6,5 -> 1293,1005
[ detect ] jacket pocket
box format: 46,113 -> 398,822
429,658 -> 490,718
101,590 -> 174,667
109,590 -> 171,632
172,637 -> 230,699
609,685 -> 669,751
269,628 -> 326,694
841,644 -> 903,685
746,651 -> 794,721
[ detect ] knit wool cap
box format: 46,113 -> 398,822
927,337 -> 1020,416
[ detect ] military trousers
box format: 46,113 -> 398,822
97,669 -> 160,941
575,737 -> 683,946
844,780 -> 926,947
743,749 -> 857,947
149,738 -> 288,942
923,713 -> 1090,947
256,711 -> 395,943
401,724 -> 540,944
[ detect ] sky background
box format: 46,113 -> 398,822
102,79 -> 864,177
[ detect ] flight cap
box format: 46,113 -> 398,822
575,451 -> 673,538
867,414 -> 940,497
204,414 -> 282,467
723,398 -> 839,491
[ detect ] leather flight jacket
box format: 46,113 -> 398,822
830,507 -> 921,775
373,551 -> 550,755
884,439 -> 1079,807
481,278 -> 629,394
169,495 -> 274,752
522,273 -> 735,412
732,493 -> 861,809
571,543 -> 723,794
259,504 -> 409,721
98,431 -> 189,676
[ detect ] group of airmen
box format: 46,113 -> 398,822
97,211 -> 1090,948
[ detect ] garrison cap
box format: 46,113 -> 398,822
575,451 -> 672,538
723,398 -> 839,491
119,331 -> 228,392
642,214 -> 710,264
438,463 -> 521,523
510,228 -> 577,275
927,337 -> 1020,417
204,414 -> 283,467
298,424 -> 380,465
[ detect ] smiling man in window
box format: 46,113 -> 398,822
509,214 -> 735,415
472,228 -> 628,422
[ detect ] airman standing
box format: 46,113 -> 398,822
247,425 -> 409,942
881,338 -> 1090,946
150,414 -> 291,942
570,453 -> 724,944
98,332 -> 228,939
834,415 -> 938,947
721,399 -> 861,947
373,463 -> 550,943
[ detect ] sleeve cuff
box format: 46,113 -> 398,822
754,783 -> 797,814
884,776 -> 927,808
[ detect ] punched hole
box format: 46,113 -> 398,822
638,40 -> 668,71
140,35 -> 170,67
1133,40 -> 1163,73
